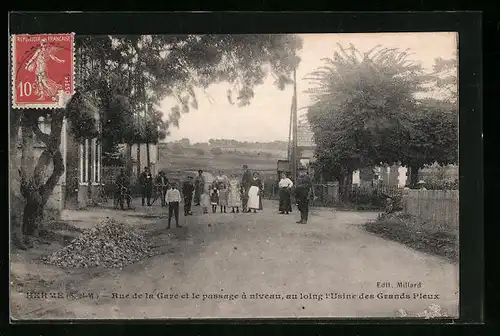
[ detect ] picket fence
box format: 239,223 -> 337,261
403,190 -> 459,231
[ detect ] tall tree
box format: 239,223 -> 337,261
305,44 -> 426,197
305,45 -> 458,192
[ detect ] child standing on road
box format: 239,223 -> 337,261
219,184 -> 228,213
210,185 -> 219,213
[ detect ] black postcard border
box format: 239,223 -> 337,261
5,11 -> 483,330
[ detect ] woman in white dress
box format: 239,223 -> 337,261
278,172 -> 294,214
200,182 -> 211,214
247,172 -> 263,213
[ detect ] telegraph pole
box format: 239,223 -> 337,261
287,99 -> 293,161
291,67 -> 298,183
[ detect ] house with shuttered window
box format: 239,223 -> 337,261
63,95 -> 103,209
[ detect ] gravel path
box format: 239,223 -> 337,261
11,199 -> 459,319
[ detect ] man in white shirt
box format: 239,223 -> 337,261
278,172 -> 294,214
166,182 -> 182,229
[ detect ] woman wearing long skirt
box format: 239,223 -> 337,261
247,172 -> 262,213
227,175 -> 241,213
278,173 -> 293,214
200,190 -> 210,214
194,170 -> 205,205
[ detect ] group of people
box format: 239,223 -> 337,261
114,164 -> 315,229
277,167 -> 314,224
114,167 -> 185,229
193,165 -> 264,215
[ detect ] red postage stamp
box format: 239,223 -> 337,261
11,33 -> 75,109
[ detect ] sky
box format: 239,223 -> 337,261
159,32 -> 457,143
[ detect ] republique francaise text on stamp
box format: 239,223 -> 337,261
11,33 -> 75,109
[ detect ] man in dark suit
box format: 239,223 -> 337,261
139,166 -> 153,206
295,167 -> 314,224
182,175 -> 195,215
241,164 -> 252,212
115,168 -> 131,210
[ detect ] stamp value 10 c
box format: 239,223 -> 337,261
11,33 -> 75,109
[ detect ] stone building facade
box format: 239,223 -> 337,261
15,110 -> 103,215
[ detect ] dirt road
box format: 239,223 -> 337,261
10,199 -> 459,319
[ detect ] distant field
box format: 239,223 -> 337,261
158,151 -> 282,177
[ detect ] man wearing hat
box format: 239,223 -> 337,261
115,168 -> 131,210
294,166 -> 314,224
194,169 -> 205,205
182,175 -> 195,215
139,166 -> 153,206
241,164 -> 252,212
416,180 -> 427,190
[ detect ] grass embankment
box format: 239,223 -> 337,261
363,212 -> 458,263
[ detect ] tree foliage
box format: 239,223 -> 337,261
210,147 -> 223,156
429,54 -> 458,104
70,34 -> 302,148
402,98 -> 458,170
305,44 -> 458,186
306,44 -> 426,174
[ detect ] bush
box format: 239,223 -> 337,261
363,213 -> 458,263
44,207 -> 61,220
171,144 -> 184,154
210,147 -> 223,155
346,186 -> 385,208
194,148 -> 205,156
423,179 -> 459,190
264,152 -> 274,159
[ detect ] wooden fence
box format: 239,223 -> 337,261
403,190 -> 459,231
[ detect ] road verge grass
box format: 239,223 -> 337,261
363,212 -> 458,263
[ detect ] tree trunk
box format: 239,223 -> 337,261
19,111 -> 65,246
408,165 -> 420,188
125,143 -> 133,177
338,169 -> 353,203
136,143 -> 141,180
346,169 -> 353,189
338,172 -> 346,203
146,142 -> 151,169
22,194 -> 44,237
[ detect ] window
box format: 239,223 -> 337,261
93,139 -> 101,183
79,138 -> 101,184
87,138 -> 92,184
80,141 -> 86,183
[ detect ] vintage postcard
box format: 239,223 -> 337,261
9,31 -> 459,320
